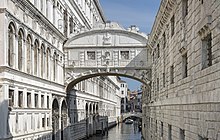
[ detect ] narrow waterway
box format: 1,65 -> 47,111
89,122 -> 142,140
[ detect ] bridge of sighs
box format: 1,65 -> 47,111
64,22 -> 152,92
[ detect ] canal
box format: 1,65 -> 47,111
89,122 -> 142,140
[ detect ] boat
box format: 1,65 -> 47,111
125,119 -> 134,124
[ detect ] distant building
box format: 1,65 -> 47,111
119,79 -> 128,113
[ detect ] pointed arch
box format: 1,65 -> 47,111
18,29 -> 24,71
8,22 -> 16,67
26,34 -> 32,74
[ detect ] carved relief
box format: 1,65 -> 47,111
23,13 -> 29,23
103,32 -> 112,45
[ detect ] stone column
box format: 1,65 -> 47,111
58,100 -> 62,140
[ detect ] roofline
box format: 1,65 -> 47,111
65,28 -> 148,46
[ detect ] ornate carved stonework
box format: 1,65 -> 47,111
103,32 -> 111,45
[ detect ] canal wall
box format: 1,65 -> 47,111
142,0 -> 220,140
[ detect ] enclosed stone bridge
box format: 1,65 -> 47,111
64,22 -> 152,91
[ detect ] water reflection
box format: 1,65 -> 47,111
90,121 -> 142,140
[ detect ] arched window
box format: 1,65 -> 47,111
40,44 -> 45,78
26,35 -> 32,74
34,40 -> 39,76
46,48 -> 50,79
18,29 -> 24,71
8,23 -> 15,67
53,52 -> 56,81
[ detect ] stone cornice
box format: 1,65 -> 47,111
14,0 -> 66,41
149,0 -> 176,48
0,66 -> 65,92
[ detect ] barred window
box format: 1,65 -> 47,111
18,91 -> 23,107
121,51 -> 129,60
182,53 -> 188,78
9,89 -> 14,107
87,51 -> 96,60
201,33 -> 212,69
171,15 -> 175,37
170,65 -> 174,84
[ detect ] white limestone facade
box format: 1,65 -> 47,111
142,0 -> 220,140
67,76 -> 121,139
0,0 -> 105,139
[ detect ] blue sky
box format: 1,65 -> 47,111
100,0 -> 161,33
100,0 -> 161,90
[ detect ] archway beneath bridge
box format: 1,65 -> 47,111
65,70 -> 151,92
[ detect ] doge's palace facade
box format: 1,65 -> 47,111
0,0 -> 105,139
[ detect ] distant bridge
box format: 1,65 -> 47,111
121,112 -> 142,121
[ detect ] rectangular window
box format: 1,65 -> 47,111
182,0 -> 188,18
163,32 -> 166,48
171,15 -> 175,37
18,91 -> 23,107
9,89 -> 14,107
87,51 -> 96,60
27,92 -> 31,108
35,94 -> 38,108
157,44 -> 160,58
161,122 -> 164,137
41,95 -> 44,108
170,65 -> 174,84
47,118 -> 49,127
153,52 -> 155,63
42,118 -> 45,127
121,51 -> 129,60
157,78 -> 159,91
180,129 -> 185,140
47,96 -> 49,108
163,73 -> 165,87
202,33 -> 212,69
168,124 -> 172,140
182,53 -> 188,78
